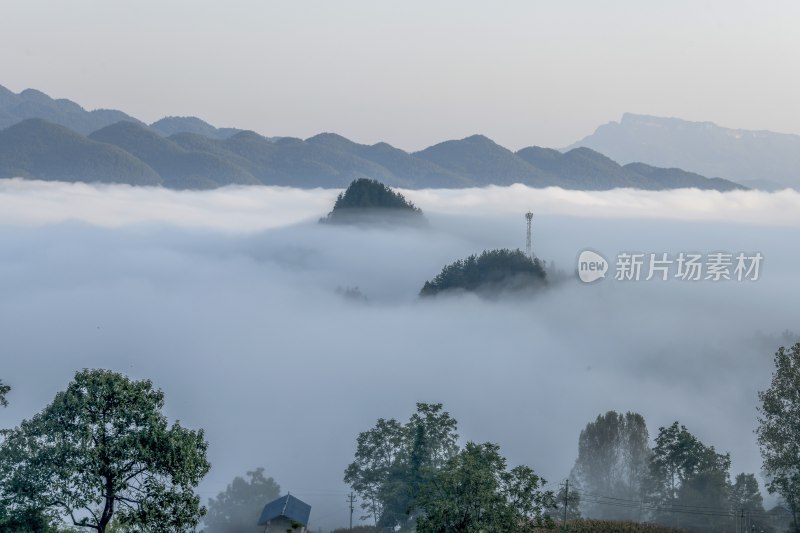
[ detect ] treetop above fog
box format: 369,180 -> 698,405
321,178 -> 424,224
420,248 -> 547,297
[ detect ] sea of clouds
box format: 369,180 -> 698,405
0,178 -> 798,529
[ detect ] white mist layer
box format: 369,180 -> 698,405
3,179 -> 800,230
0,180 -> 797,529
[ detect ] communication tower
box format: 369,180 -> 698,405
525,211 -> 533,258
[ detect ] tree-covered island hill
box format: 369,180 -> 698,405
322,178 -> 549,297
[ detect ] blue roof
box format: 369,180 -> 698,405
257,494 -> 312,526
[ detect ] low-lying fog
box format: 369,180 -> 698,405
1,179 -> 798,530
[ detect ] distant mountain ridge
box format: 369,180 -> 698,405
0,84 -> 744,191
568,113 -> 800,190
150,116 -> 242,140
0,85 -> 144,135
0,84 -> 241,139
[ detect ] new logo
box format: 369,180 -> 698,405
577,250 -> 608,283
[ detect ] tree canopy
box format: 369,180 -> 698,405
344,403 -> 458,529
757,342 -> 800,532
0,369 -> 210,533
321,178 -> 424,225
420,248 -> 547,297
570,411 -> 650,521
649,422 -> 732,531
415,442 -> 555,533
729,473 -> 765,518
204,468 -> 280,533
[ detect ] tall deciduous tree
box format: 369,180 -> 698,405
0,369 -> 210,533
569,411 -> 650,520
757,342 -> 800,532
649,422 -> 732,532
204,468 -> 280,533
344,403 -> 458,529
729,473 -> 765,518
415,442 -> 555,533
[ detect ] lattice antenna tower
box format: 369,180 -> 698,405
525,211 -> 533,258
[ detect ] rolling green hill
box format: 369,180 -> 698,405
0,119 -> 161,185
89,121 -> 260,188
414,134 -> 556,187
0,84 -> 144,134
150,116 -> 242,139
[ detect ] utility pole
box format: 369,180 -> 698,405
347,492 -> 356,530
562,479 -> 569,532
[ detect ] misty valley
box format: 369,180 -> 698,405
6,0 -> 800,531
1,177 -> 798,533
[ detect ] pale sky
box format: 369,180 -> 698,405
2,0 -> 799,150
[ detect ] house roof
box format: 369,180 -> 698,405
257,494 -> 312,526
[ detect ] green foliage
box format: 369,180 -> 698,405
0,507 -> 59,532
420,248 -> 547,296
344,403 -> 458,529
757,342 -> 800,532
322,178 -> 423,224
570,412 -> 651,521
649,422 -> 732,531
0,379 -> 9,407
332,179 -> 420,211
415,441 -> 556,532
551,484 -> 581,522
0,368 -> 210,533
729,473 -> 765,516
204,467 -> 280,533
329,527 -> 378,533
532,519 -> 690,532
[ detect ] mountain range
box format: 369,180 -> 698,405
0,84 -> 744,191
568,113 -> 800,190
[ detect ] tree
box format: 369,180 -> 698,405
757,342 -> 800,532
0,379 -> 9,407
0,369 -> 210,533
729,473 -> 767,529
569,411 -> 650,520
344,403 -> 458,529
204,468 -> 280,533
420,249 -> 547,297
649,422 -> 732,531
415,442 -> 555,532
0,507 -> 59,533
550,484 -> 580,523
321,178 -> 424,225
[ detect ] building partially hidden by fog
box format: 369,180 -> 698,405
257,494 -> 311,533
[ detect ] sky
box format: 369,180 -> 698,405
0,181 -> 798,529
2,0 -> 800,150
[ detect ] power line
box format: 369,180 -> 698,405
570,487 -> 777,520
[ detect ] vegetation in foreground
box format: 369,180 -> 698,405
535,519 -> 690,532
0,342 -> 798,532
203,468 -> 280,533
0,370 -> 209,533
